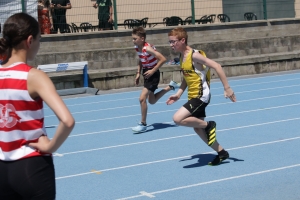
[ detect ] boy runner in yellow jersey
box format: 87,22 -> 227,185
166,27 -> 236,165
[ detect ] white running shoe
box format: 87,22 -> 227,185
169,80 -> 181,91
132,122 -> 147,133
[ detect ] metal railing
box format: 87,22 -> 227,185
1,0 -> 300,35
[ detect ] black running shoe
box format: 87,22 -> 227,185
208,151 -> 229,166
205,121 -> 216,146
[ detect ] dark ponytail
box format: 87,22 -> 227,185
0,37 -> 10,55
0,12 -> 39,55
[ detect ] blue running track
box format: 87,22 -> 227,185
44,70 -> 300,200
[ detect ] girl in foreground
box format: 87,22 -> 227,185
0,13 -> 74,199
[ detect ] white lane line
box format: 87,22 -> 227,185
46,100 -> 300,127
224,70 -> 300,83
44,97 -> 138,109
214,84 -> 300,97
44,83 -> 300,109
65,101 -> 300,138
45,105 -> 140,117
61,134 -> 193,156
53,153 -> 63,157
55,118 -> 300,156
139,191 -> 155,198
55,136 -> 300,180
44,92 -> 300,117
117,164 -> 300,200
58,71 -> 300,102
207,103 -> 300,118
70,127 -> 132,137
213,77 -> 300,90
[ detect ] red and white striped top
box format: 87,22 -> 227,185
135,42 -> 158,69
0,63 -> 47,161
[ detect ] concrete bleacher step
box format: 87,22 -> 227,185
57,87 -> 99,96
46,50 -> 300,91
33,19 -> 300,90
33,34 -> 300,72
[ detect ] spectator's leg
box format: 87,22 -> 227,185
103,17 -> 111,30
59,15 -> 67,33
52,18 -> 59,34
56,15 -> 63,33
98,20 -> 104,31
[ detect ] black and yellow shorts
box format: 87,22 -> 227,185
183,98 -> 209,118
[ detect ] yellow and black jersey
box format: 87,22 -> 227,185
180,49 -> 211,102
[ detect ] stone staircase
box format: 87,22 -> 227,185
29,19 -> 300,90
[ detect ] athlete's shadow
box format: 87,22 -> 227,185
45,125 -> 56,128
135,123 -> 177,133
180,153 -> 244,168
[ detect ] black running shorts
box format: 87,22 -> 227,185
0,156 -> 56,200
98,18 -> 112,30
183,98 -> 209,118
143,69 -> 160,93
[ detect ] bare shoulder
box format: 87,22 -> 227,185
28,68 -> 49,80
145,45 -> 155,52
27,68 -> 54,90
145,45 -> 158,55
146,45 -> 164,57
192,50 -> 206,66
192,50 -> 205,60
27,68 -> 59,100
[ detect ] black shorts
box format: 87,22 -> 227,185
143,69 -> 160,93
0,156 -> 56,200
183,98 -> 209,118
99,18 -> 112,30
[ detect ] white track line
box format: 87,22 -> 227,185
228,70 -> 300,81
62,101 -> 300,137
117,163 -> 300,200
57,71 -> 300,101
44,92 -> 300,117
46,99 -> 300,127
55,136 -> 300,180
61,134 -> 194,156
223,84 -> 300,95
55,117 -> 300,156
44,82 -> 300,109
213,77 -> 300,89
